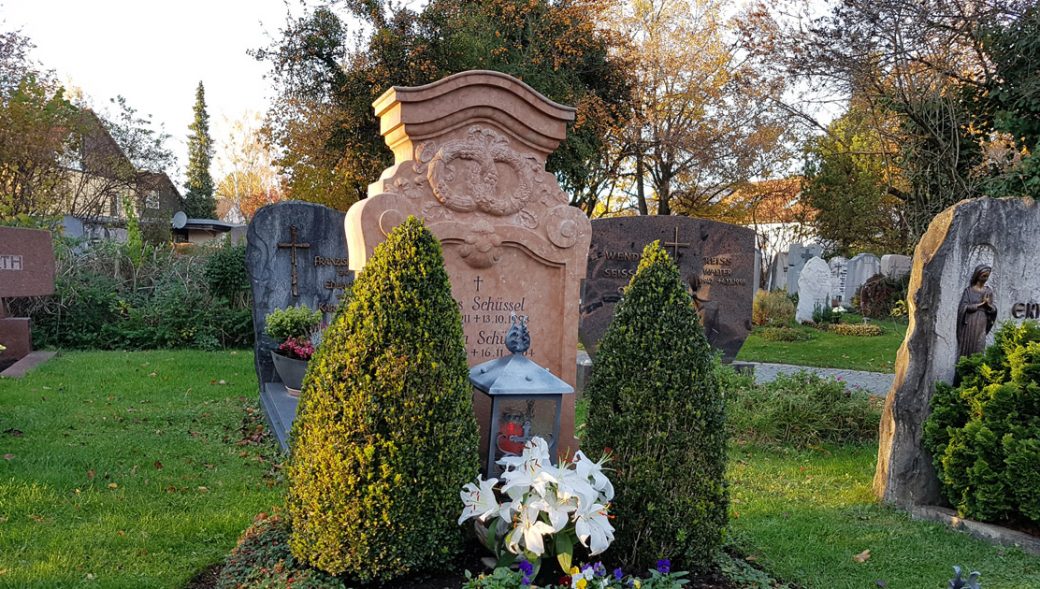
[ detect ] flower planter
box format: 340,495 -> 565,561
270,351 -> 308,396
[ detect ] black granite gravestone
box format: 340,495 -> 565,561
579,216 -> 756,362
246,201 -> 350,448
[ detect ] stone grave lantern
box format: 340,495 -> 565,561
469,315 -> 573,477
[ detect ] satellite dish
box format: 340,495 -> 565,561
171,211 -> 188,229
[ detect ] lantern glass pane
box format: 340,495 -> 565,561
492,396 -> 558,464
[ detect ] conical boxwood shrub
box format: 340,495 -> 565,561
287,216 -> 479,581
584,241 -> 727,572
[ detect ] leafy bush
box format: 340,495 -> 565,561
216,513 -> 343,589
757,326 -> 814,342
725,369 -> 882,447
204,242 -> 250,306
265,306 -> 322,341
812,304 -> 841,325
924,321 -> 1040,525
584,242 -> 727,573
12,237 -> 253,350
752,290 -> 795,326
829,323 -> 884,337
857,273 -> 907,319
287,217 -> 479,581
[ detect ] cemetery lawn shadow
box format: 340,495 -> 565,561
728,443 -> 1040,589
0,350 -> 284,589
735,320 -> 907,373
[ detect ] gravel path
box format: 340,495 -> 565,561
745,362 -> 894,396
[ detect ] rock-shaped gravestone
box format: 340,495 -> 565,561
767,251 -> 788,291
828,256 -> 849,305
580,216 -> 756,362
795,256 -> 832,323
345,71 -> 590,458
881,254 -> 912,280
246,201 -> 350,388
786,243 -> 823,294
875,197 -> 1040,506
844,253 -> 882,302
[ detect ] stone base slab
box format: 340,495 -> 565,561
259,381 -> 299,453
910,505 -> 1040,556
0,351 -> 56,378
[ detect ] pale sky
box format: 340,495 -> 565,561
1,0 -> 301,184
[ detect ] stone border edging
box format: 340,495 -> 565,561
909,505 -> 1040,556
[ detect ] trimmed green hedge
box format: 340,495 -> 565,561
584,241 -> 727,573
925,321 -> 1040,524
287,217 -> 479,581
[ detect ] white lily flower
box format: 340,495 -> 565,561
572,451 -> 614,501
557,467 -> 599,509
531,486 -> 577,532
506,505 -> 555,556
574,502 -> 614,555
458,475 -> 500,525
500,442 -> 559,498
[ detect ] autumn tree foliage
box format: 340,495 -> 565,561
215,113 -> 282,222
254,0 -> 631,214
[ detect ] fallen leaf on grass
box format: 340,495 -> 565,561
87,469 -> 96,480
117,530 -> 126,537
29,514 -> 44,523
153,460 -> 163,470
2,454 -> 13,461
744,555 -> 758,562
197,486 -> 209,493
107,482 -> 118,490
3,428 -> 23,437
148,372 -> 157,377
853,549 -> 871,563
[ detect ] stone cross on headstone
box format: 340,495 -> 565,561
277,225 -> 311,298
663,227 -> 690,259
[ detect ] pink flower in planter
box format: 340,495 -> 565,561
279,337 -> 315,361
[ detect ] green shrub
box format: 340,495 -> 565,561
752,290 -> 795,326
204,241 -> 250,306
757,326 -> 814,342
812,304 -> 840,325
584,241 -> 727,573
287,217 -> 479,581
725,370 -> 882,447
216,513 -> 344,589
857,273 -> 907,319
265,306 -> 322,341
829,323 -> 884,337
13,238 -> 253,350
924,321 -> 1040,525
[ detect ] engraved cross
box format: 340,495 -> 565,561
278,225 -> 311,298
474,275 -> 483,292
663,227 -> 690,259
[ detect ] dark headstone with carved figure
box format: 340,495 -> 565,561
579,216 -> 756,363
0,227 -> 56,375
245,201 -> 351,447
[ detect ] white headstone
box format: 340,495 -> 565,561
795,256 -> 832,323
786,243 -> 824,294
881,254 -> 912,280
828,256 -> 849,304
844,253 -> 882,302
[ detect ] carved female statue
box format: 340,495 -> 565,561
956,264 -> 997,359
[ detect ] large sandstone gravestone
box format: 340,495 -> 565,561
345,70 -> 591,459
881,254 -> 912,280
0,227 -> 55,370
786,243 -> 823,294
844,253 -> 882,303
580,216 -> 756,362
875,197 -> 1040,506
246,201 -> 351,447
795,256 -> 832,323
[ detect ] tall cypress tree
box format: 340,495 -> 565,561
184,81 -> 215,218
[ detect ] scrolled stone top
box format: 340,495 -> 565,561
373,70 -> 577,163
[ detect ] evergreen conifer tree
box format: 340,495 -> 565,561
584,241 -> 728,572
287,216 -> 479,581
184,81 -> 215,218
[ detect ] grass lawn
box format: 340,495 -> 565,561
729,443 -> 1040,588
735,319 -> 908,373
0,350 -> 285,589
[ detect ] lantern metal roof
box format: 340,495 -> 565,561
468,315 -> 574,397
